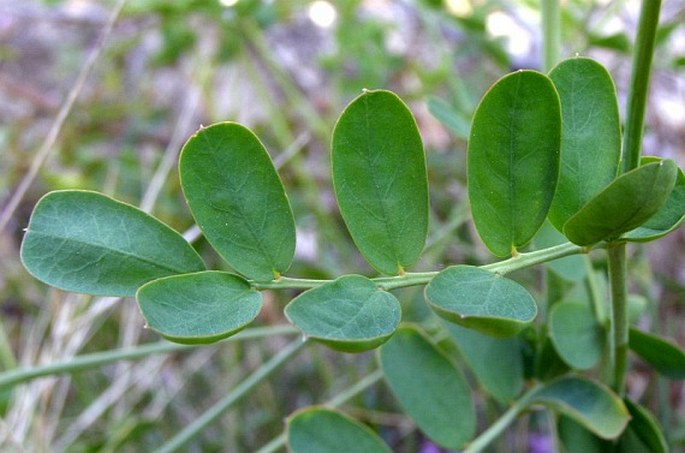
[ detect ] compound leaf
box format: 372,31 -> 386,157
424,266 -> 537,337
284,275 -> 400,353
563,160 -> 678,245
136,271 -> 262,344
468,70 -> 561,257
548,57 -> 621,230
332,89 -> 428,275
180,122 -> 296,282
528,377 -> 629,439
379,325 -> 475,449
21,190 -> 205,297
287,408 -> 390,453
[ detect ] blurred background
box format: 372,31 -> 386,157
0,0 -> 683,451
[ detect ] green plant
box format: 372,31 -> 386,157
9,3 -> 685,453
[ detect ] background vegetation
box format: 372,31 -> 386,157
0,0 -> 683,451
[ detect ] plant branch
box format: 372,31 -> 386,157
622,0 -> 662,173
253,241 -> 589,291
608,244 -> 629,395
154,338 -> 307,453
0,325 -> 299,390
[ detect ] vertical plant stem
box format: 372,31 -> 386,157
541,0 -> 561,72
608,244 -> 628,396
607,0 -> 662,398
155,339 -> 307,453
622,0 -> 661,173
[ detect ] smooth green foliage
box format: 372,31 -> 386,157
629,327 -> 685,379
444,323 -> 523,403
136,271 -> 262,344
179,122 -> 296,282
528,377 -> 630,439
549,301 -> 602,370
468,70 -> 561,257
563,160 -> 678,245
331,89 -> 428,275
547,57 -> 621,230
287,408 -> 390,453
378,326 -> 475,449
617,399 -> 668,453
284,275 -> 400,353
624,157 -> 685,241
424,266 -> 537,337
20,190 -> 205,297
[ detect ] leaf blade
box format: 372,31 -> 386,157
284,275 -> 401,353
624,157 -> 685,242
20,190 -> 205,297
548,57 -> 622,230
424,265 -> 537,337
179,122 -> 296,282
379,325 -> 475,449
549,301 -> 603,370
468,70 -> 561,257
529,377 -> 629,439
287,408 -> 391,453
332,89 -> 428,274
444,322 -> 523,403
563,160 -> 678,245
136,271 -> 262,344
629,327 -> 685,379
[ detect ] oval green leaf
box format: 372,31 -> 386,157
624,157 -> 685,242
20,190 -> 205,297
617,399 -> 668,453
378,325 -> 475,449
287,407 -> 390,453
284,275 -> 400,353
424,265 -> 537,337
548,57 -> 621,230
179,122 -> 296,282
468,70 -> 561,257
549,301 -> 603,370
136,271 -> 262,344
332,89 -> 428,275
629,327 -> 685,379
444,322 -> 523,403
563,160 -> 678,245
528,377 -> 629,439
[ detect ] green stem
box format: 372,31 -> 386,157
541,0 -> 561,71
0,325 -> 299,390
254,242 -> 589,291
622,0 -> 661,173
155,339 -> 307,453
464,385 -> 540,453
608,244 -> 629,396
